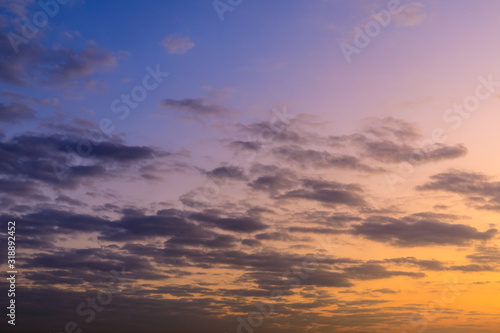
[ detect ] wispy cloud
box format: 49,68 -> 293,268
160,34 -> 195,54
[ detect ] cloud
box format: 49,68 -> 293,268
272,144 -> 385,173
206,165 -> 246,180
90,142 -> 159,162
294,270 -> 354,287
361,141 -> 467,164
1,89 -> 59,105
255,232 -> 296,241
352,215 -> 497,247
239,120 -> 311,145
278,178 -> 366,207
361,116 -> 420,141
167,234 -> 238,249
248,166 -> 298,194
55,195 -> 86,206
288,226 -> 344,234
160,97 -> 236,117
0,203 -> 474,333
383,257 -> 446,271
467,245 -> 500,264
290,211 -> 362,227
328,117 -> 468,165
343,263 -> 425,280
5,208 -> 239,253
416,170 -> 500,211
161,34 -> 195,54
372,288 -> 400,294
447,264 -> 495,272
377,256 -> 496,273
102,209 -> 209,242
393,2 -> 428,27
0,102 -> 35,123
189,211 -> 268,233
0,178 -> 39,196
0,30 -> 117,87
0,133 -> 164,193
229,140 -> 262,151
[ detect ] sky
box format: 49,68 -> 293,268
1,0 -> 500,332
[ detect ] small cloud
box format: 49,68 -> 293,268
206,166 -> 246,180
61,30 -> 82,42
161,34 -> 195,55
202,86 -> 235,101
393,2 -> 428,27
0,90 -> 59,106
160,97 -> 236,118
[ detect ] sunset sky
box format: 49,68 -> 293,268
1,1 -> 500,332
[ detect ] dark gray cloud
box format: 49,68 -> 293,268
362,117 -> 421,141
255,232 -> 296,241
167,234 -> 238,249
0,178 -> 39,196
352,215 -> 497,247
0,89 -> 59,106
55,195 -> 86,206
0,133 -> 163,192
325,117 -> 467,166
467,245 -> 500,264
248,164 -> 298,194
229,140 -> 262,151
239,120 -> 311,145
0,102 -> 35,123
188,210 -> 268,233
206,165 -> 246,180
0,204 -> 464,333
382,257 -> 446,271
343,263 -> 425,280
102,209 -> 209,242
160,97 -> 235,117
293,270 -> 354,288
290,211 -> 362,228
372,288 -> 400,294
360,140 -> 467,164
417,170 -> 500,211
288,227 -> 344,234
241,238 -> 262,246
90,142 -> 159,161
249,174 -> 297,193
0,285 -> 240,333
272,145 -> 385,173
278,179 -> 366,207
0,29 -> 116,87
447,264 -> 495,272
